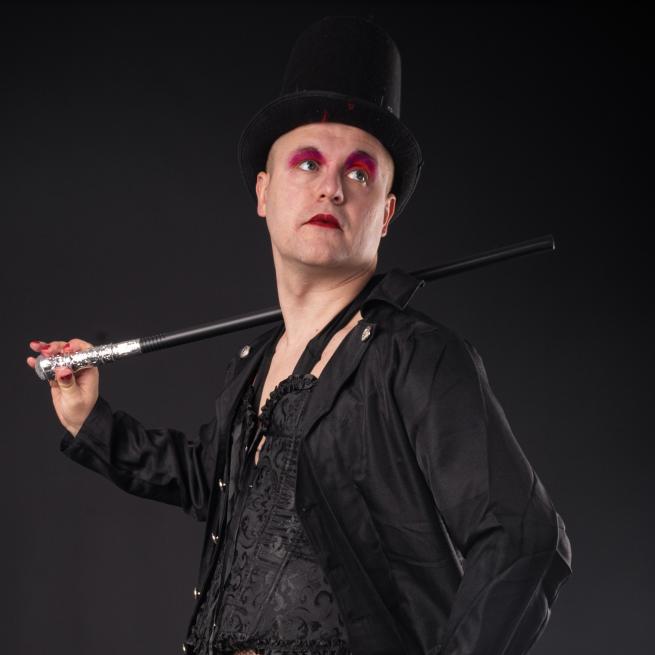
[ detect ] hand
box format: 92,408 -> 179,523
26,339 -> 99,437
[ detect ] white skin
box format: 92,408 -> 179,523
25,121 -> 396,438
255,121 -> 396,352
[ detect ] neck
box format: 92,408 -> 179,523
272,255 -> 377,353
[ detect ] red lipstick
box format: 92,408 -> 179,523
306,213 -> 341,229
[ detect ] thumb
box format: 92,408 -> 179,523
56,368 -> 77,391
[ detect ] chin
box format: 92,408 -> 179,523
288,242 -> 343,264
297,255 -> 346,269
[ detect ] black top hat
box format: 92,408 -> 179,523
237,15 -> 423,221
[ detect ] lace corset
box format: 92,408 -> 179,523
188,276 -> 378,655
189,373 -> 350,655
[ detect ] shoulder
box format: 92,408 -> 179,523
365,302 -> 487,397
366,300 -> 472,361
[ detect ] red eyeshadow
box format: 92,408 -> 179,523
345,150 -> 377,182
288,148 -> 326,168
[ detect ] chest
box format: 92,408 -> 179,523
256,310 -> 363,417
252,311 -> 363,466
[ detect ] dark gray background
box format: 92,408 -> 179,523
2,3 -> 650,653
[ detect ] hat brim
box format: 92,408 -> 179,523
237,91 -> 423,221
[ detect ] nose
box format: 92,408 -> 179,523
317,166 -> 344,204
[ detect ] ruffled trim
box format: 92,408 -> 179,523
211,630 -> 350,654
241,386 -> 259,440
257,373 -> 317,433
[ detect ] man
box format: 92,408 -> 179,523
26,16 -> 572,655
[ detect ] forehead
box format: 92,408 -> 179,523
270,122 -> 393,164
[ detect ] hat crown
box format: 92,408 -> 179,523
238,15 -> 423,220
280,16 -> 402,117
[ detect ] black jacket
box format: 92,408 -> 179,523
60,267 -> 572,655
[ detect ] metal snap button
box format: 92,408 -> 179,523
361,325 -> 372,341
239,345 -> 251,358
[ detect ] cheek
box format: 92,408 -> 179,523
351,208 -> 380,244
355,192 -> 386,222
267,179 -> 303,212
262,190 -> 300,240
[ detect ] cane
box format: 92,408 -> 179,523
33,235 -> 555,381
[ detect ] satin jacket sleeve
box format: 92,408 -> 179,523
59,395 -> 219,522
395,329 -> 572,655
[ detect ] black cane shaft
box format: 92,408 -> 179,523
139,234 -> 555,354
413,234 -> 555,281
140,307 -> 283,353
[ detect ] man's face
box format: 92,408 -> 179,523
255,122 -> 396,273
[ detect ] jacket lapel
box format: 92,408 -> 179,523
215,322 -> 283,433
213,322 -> 284,514
299,320 -> 377,439
299,267 -> 426,440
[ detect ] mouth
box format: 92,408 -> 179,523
305,213 -> 341,230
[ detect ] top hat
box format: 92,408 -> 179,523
237,15 -> 423,221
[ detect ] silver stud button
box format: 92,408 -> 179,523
193,587 -> 200,599
239,345 -> 251,358
211,532 -> 219,544
182,645 -> 187,653
361,325 -> 372,341
218,478 -> 226,490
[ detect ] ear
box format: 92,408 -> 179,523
381,193 -> 396,237
255,171 -> 269,217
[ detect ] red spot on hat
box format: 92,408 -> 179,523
347,101 -> 355,111
320,109 -> 329,122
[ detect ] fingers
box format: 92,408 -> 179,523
27,338 -> 94,379
29,340 -> 67,357
27,341 -> 67,375
67,338 -> 94,350
27,341 -> 55,372
28,338 -> 95,360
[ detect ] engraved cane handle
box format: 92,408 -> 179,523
34,340 -> 142,381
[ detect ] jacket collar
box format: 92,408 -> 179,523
216,267 -> 427,444
361,267 -> 426,314
226,266 -> 426,374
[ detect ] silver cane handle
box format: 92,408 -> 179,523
34,340 -> 142,381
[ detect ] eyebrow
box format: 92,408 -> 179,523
287,147 -> 326,167
344,150 -> 378,180
287,147 -> 379,180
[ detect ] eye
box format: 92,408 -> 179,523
347,168 -> 369,185
298,159 -> 319,171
